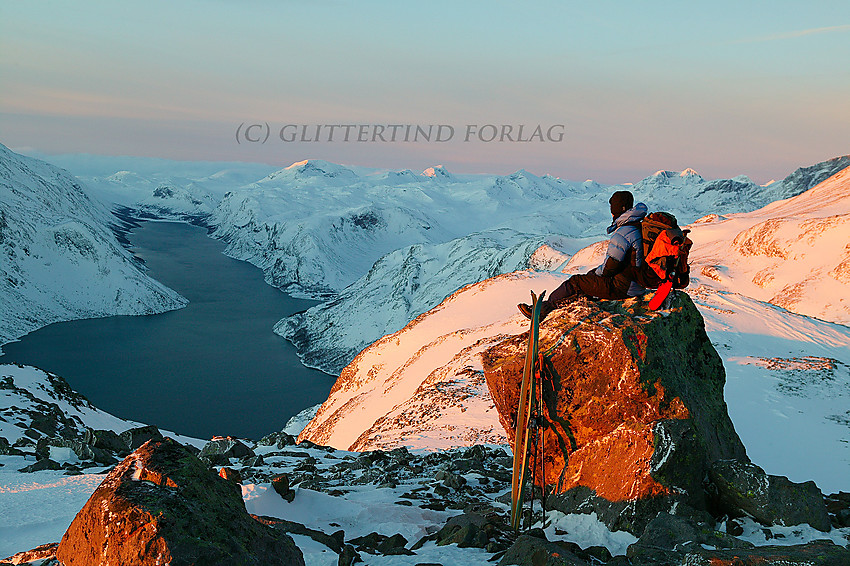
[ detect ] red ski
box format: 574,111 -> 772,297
648,273 -> 675,310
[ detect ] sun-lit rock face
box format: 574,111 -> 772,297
56,438 -> 303,566
482,292 -> 747,514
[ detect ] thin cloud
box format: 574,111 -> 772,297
728,24 -> 850,45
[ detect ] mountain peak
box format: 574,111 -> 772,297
651,168 -> 701,179
652,170 -> 677,178
261,159 -> 357,183
422,165 -> 450,178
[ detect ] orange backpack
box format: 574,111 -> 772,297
642,212 -> 692,288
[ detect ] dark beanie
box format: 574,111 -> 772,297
609,190 -> 634,217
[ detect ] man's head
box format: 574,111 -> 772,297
609,190 -> 634,218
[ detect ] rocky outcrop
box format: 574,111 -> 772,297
708,459 -> 831,532
1,365 -> 162,474
626,539 -> 850,566
483,292 -> 748,534
625,512 -> 753,564
56,438 -> 303,566
199,435 -> 255,466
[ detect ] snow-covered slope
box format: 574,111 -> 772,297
0,364 -> 142,445
0,144 -> 187,350
276,230 -> 594,373
297,271 -> 570,452
0,364 -> 203,558
628,155 -> 850,220
686,165 -> 850,324
298,267 -> 850,494
688,287 -> 850,494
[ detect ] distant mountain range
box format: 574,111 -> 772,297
3,143 -> 848,367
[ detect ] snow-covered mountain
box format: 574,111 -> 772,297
5,145 -> 846,366
296,270 -> 567,452
210,157 -> 830,302
559,164 -> 850,324
3,148 -> 850,561
0,144 -> 187,351
268,158 -> 847,374
208,162 -> 602,298
25,151 -> 278,220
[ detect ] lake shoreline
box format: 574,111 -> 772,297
1,219 -> 335,441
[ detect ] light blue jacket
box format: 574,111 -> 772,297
595,203 -> 647,295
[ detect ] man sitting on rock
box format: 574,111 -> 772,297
518,190 -> 647,320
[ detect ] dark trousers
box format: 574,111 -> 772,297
546,271 -> 631,307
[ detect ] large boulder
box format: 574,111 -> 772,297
626,512 -> 753,565
482,292 -> 748,534
199,436 -> 255,466
708,459 -> 832,532
56,438 -> 303,566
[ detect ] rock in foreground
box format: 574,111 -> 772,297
56,438 -> 303,566
483,292 -> 748,533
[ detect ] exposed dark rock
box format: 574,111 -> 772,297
0,436 -> 24,456
13,437 -> 35,448
119,425 -> 163,451
436,469 -> 467,490
56,438 -> 303,566
253,515 -> 344,553
627,512 -> 753,565
685,539 -> 850,565
378,534 -> 412,555
271,473 -> 296,502
199,436 -> 255,466
825,492 -> 850,528
35,434 -> 118,466
709,459 -> 831,532
24,427 -> 43,440
257,431 -> 296,448
19,458 -> 62,473
483,293 -> 748,535
434,512 -> 515,554
348,532 -> 412,555
725,518 -> 744,536
337,544 -> 361,566
241,454 -> 265,467
436,513 -> 490,548
296,438 -> 330,451
88,428 -> 130,455
498,534 -> 591,565
219,466 -> 242,484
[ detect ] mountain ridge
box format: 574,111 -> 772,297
0,144 -> 187,351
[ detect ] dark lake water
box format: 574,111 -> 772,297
1,221 -> 335,440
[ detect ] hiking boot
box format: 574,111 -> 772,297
517,301 -> 553,321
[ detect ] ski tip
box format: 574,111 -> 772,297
648,281 -> 673,310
